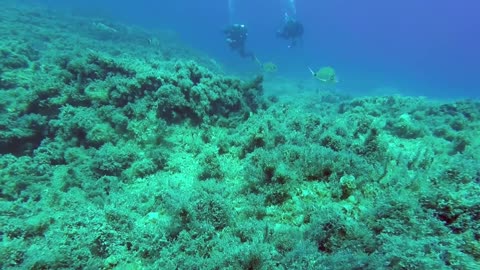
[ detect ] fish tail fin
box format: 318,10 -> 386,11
308,66 -> 315,76
254,56 -> 262,66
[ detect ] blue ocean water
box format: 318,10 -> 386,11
3,2 -> 480,268
38,0 -> 479,99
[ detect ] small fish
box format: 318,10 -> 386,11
262,62 -> 278,73
308,66 -> 338,83
254,57 -> 278,73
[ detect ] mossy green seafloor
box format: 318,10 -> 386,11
1,3 -> 480,270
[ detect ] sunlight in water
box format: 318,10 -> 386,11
289,0 -> 296,16
228,0 -> 235,24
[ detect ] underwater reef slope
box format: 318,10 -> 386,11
1,2 -> 480,270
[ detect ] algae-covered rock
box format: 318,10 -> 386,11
387,113 -> 426,139
154,60 -> 266,124
0,48 -> 29,70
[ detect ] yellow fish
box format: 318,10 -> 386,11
254,57 -> 278,73
308,66 -> 338,83
262,62 -> 278,73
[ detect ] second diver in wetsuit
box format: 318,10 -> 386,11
277,14 -> 304,48
224,24 -> 256,60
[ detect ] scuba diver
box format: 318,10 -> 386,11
276,13 -> 304,48
224,24 -> 255,60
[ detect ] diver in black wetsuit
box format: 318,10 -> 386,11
277,14 -> 304,48
224,24 -> 255,60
